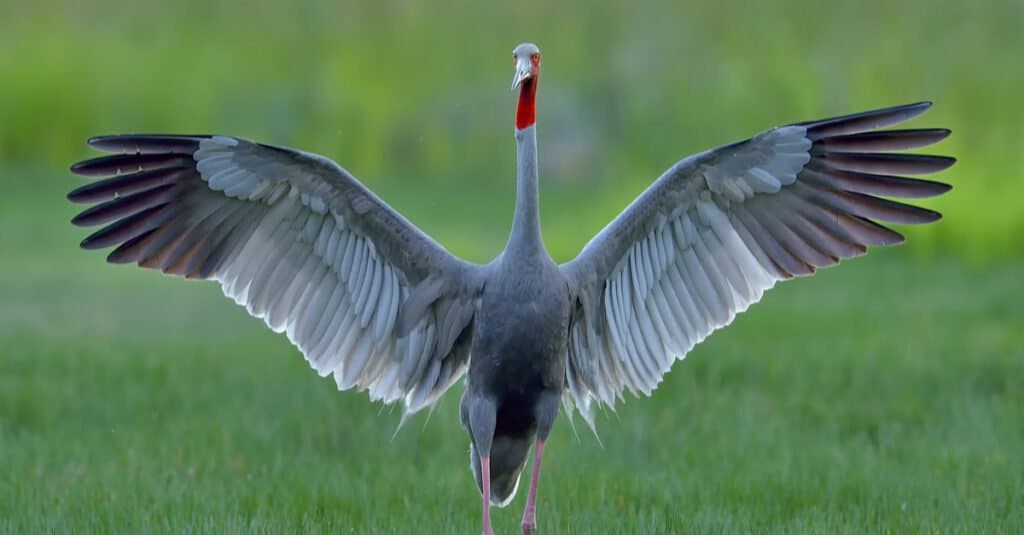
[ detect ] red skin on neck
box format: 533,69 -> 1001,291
515,58 -> 539,130
516,78 -> 537,130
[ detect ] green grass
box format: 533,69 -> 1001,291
1,2 -> 1022,530
2,170 -> 1022,533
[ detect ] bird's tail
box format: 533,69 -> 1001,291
470,432 -> 533,507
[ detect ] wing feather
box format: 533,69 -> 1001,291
70,134 -> 482,415
561,102 -> 953,426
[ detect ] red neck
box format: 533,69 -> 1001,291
515,77 -> 537,130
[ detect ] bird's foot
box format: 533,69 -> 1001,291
521,506 -> 537,534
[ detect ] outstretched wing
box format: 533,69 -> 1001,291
69,135 -> 483,414
560,102 -> 953,426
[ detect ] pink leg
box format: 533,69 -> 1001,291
481,456 -> 494,535
520,440 -> 546,534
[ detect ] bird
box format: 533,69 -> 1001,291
68,42 -> 954,535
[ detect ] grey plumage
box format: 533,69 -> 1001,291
70,134 -> 482,411
560,101 -> 953,428
69,44 -> 953,534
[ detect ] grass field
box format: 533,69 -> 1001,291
2,1 -> 1023,532
2,171 -> 1022,533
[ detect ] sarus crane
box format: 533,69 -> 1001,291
68,43 -> 953,534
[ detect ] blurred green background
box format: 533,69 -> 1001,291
1,1 -> 1021,533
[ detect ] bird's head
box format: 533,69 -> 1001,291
511,43 -> 540,91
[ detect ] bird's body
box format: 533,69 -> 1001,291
466,246 -> 568,506
472,254 -> 567,406
68,43 -> 954,534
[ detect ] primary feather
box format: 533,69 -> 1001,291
560,102 -> 952,428
69,134 -> 482,413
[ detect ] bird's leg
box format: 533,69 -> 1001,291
467,394 -> 497,535
522,391 -> 560,534
480,455 -> 494,535
520,439 -> 545,534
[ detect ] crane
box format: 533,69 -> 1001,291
68,43 -> 954,534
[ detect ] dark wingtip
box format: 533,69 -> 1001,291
903,101 -> 933,121
86,135 -> 112,147
881,229 -> 907,246
79,235 -> 102,249
66,184 -> 91,203
70,211 -> 93,227
934,156 -> 956,173
901,101 -> 932,113
875,100 -> 931,115
85,134 -> 207,154
925,127 -> 952,143
892,101 -> 932,120
916,208 -> 943,224
803,101 -> 941,139
66,183 -> 98,203
928,155 -> 957,173
69,159 -> 92,175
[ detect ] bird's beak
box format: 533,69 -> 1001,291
511,57 -> 534,91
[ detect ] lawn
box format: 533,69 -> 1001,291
1,173 -> 1021,533
1,1 -> 1022,531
